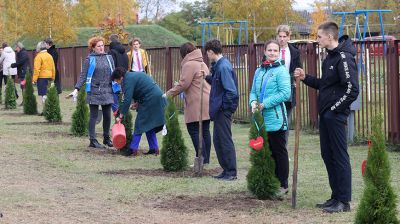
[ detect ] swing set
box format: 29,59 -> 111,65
200,21 -> 249,67
200,21 -> 249,47
332,10 -> 392,112
333,10 -> 392,83
333,10 -> 392,70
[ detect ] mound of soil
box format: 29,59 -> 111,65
100,167 -> 223,178
6,121 -> 71,126
144,193 -> 277,213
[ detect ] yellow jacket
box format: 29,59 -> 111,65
33,51 -> 55,82
127,48 -> 151,74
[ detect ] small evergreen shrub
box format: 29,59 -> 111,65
4,77 -> 16,109
247,111 -> 280,199
44,84 -> 62,122
355,114 -> 399,223
71,88 -> 89,136
160,97 -> 188,171
23,72 -> 38,115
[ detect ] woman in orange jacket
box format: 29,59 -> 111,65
33,41 -> 55,105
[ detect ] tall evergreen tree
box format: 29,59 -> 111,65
23,71 -> 38,115
355,114 -> 399,224
71,87 -> 89,136
4,77 -> 17,109
160,97 -> 188,171
43,84 -> 62,122
247,111 -> 280,199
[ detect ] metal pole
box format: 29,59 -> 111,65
194,64 -> 205,176
292,77 -> 301,208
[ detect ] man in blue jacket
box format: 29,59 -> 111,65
205,39 -> 239,181
295,22 -> 359,213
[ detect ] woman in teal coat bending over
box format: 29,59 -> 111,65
113,67 -> 166,156
249,39 -> 291,194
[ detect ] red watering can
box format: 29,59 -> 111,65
112,120 -> 126,149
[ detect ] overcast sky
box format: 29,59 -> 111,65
293,0 -> 316,11
161,0 -> 318,19
175,0 -> 317,11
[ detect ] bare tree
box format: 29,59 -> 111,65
137,0 -> 176,21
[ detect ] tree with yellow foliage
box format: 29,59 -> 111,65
94,16 -> 130,44
310,1 -> 328,39
210,0 -> 297,43
2,0 -> 76,45
71,0 -> 138,27
2,0 -> 26,42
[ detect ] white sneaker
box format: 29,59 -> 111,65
279,187 -> 289,195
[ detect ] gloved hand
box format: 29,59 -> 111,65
251,101 -> 258,113
258,103 -> 265,111
69,89 -> 78,97
113,109 -> 119,118
68,89 -> 78,102
116,114 -> 123,123
130,102 -> 138,110
162,93 -> 167,98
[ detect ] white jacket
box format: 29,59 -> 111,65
0,47 -> 17,76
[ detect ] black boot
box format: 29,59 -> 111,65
103,136 -> 113,147
89,139 -> 105,148
143,149 -> 159,155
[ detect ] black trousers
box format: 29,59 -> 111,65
186,120 -> 211,164
213,110 -> 237,177
54,71 -> 62,94
268,130 -> 289,188
89,104 -> 112,140
284,104 -> 293,147
0,71 -> 6,90
319,110 -> 352,202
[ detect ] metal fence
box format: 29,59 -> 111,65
26,40 -> 400,144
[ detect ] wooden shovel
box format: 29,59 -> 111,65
194,64 -> 205,176
292,77 -> 301,209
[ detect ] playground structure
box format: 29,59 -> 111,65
199,21 -> 249,47
333,9 -> 393,142
333,10 -> 392,75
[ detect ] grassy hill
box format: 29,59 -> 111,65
18,24 -> 189,50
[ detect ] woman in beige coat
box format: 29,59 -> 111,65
166,42 -> 211,164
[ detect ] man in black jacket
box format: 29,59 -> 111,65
276,25 -> 302,145
11,42 -> 30,95
108,34 -> 128,70
295,22 -> 359,213
44,38 -> 62,94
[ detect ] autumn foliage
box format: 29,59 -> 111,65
95,16 -> 130,44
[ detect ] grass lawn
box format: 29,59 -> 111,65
0,88 -> 399,223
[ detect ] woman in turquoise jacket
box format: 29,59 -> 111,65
249,40 -> 291,194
